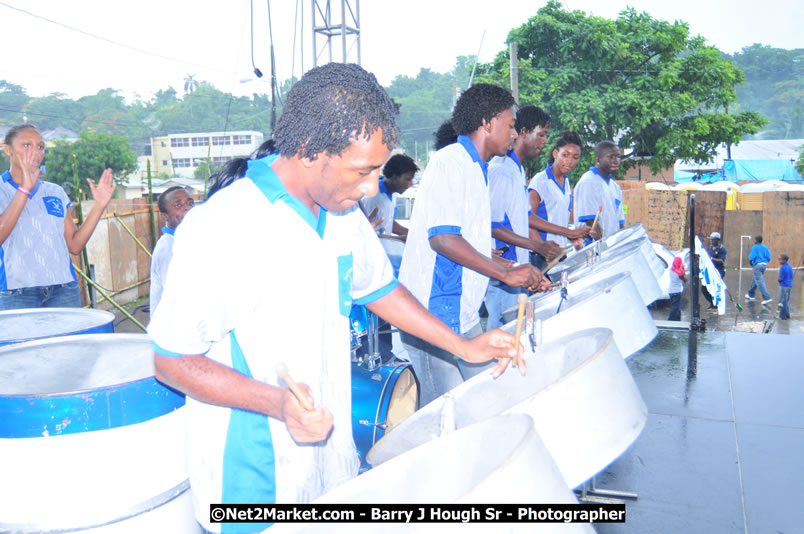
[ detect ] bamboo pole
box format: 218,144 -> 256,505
113,214 -> 152,257
72,264 -> 146,331
147,159 -> 157,252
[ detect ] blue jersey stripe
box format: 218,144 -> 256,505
221,331 -> 276,532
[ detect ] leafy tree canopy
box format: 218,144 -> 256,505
726,44 -> 804,139
44,131 -> 138,193
477,1 -> 766,177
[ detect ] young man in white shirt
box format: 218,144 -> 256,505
574,140 -> 625,240
485,105 -> 562,329
148,63 -> 521,533
149,186 -> 194,314
399,84 -> 547,406
358,153 -> 417,239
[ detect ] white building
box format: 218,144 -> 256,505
149,130 -> 265,179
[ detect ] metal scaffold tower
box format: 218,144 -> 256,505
311,0 -> 361,66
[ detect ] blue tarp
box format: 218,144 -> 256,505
722,160 -> 803,182
674,170 -> 725,183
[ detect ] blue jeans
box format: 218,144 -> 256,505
401,322 -> 494,408
778,286 -> 791,320
668,292 -> 682,321
747,263 -> 771,300
484,282 -> 525,330
0,281 -> 82,310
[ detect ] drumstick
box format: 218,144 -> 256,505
541,245 -> 577,276
590,205 -> 603,236
512,293 -> 527,367
275,363 -> 314,411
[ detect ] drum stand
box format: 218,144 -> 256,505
361,312 -> 382,372
575,476 -> 638,504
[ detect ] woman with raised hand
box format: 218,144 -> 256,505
0,124 -> 116,309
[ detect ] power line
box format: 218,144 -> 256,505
0,1 -> 233,75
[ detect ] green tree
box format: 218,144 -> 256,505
0,80 -> 30,126
193,159 -> 219,181
727,45 -> 804,139
796,146 -> 804,177
477,1 -> 766,178
44,131 -> 137,192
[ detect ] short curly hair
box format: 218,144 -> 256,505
382,154 -> 418,178
515,106 -> 551,133
273,63 -> 399,161
451,84 -> 516,136
432,120 -> 457,150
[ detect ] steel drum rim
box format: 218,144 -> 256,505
0,333 -> 156,398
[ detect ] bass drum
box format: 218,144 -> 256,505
351,361 -> 418,469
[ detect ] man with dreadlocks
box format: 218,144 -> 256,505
148,64 -> 521,531
399,83 -> 548,407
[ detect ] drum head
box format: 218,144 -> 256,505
0,334 -> 154,396
383,367 -> 417,432
0,308 -> 115,344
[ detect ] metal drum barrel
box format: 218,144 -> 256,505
0,334 -> 199,533
0,307 -> 115,347
500,272 -> 657,358
368,328 -> 647,491
552,235 -> 665,283
548,240 -> 664,305
271,414 -> 594,533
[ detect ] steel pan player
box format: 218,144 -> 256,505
148,63 -> 523,533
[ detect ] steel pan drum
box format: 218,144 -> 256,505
552,235 -> 665,283
272,414 -> 593,533
368,328 -> 647,491
548,240 -> 663,305
0,334 -> 198,533
351,361 -> 418,468
500,272 -> 657,358
0,307 -> 115,347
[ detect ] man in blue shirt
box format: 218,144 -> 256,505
702,231 -> 727,310
746,234 -> 772,305
778,253 -> 794,320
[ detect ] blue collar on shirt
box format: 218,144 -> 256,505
161,226 -> 175,236
506,149 -> 523,172
246,154 -> 327,238
378,179 -> 393,201
457,135 -> 488,185
546,163 -> 568,193
590,166 -> 613,183
1,170 -> 42,198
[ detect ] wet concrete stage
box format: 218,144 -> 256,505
596,329 -> 804,534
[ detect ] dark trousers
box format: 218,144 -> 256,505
668,292 -> 682,321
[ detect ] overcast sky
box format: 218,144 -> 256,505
2,0 -> 802,102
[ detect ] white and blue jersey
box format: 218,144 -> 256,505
148,227 -> 175,314
147,154 -> 396,532
0,171 -> 75,290
358,179 -> 396,236
573,166 -> 625,239
399,135 -> 491,335
528,163 -> 573,247
488,150 -> 530,265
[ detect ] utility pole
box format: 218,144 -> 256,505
510,42 -> 519,104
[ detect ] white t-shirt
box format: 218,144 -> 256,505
668,269 -> 684,294
358,180 -> 397,236
573,167 -> 625,239
148,155 -> 396,531
528,163 -> 573,247
399,136 -> 491,334
488,150 -> 530,265
148,228 -> 174,314
0,171 -> 75,290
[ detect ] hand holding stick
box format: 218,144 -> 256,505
275,363 -> 314,411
